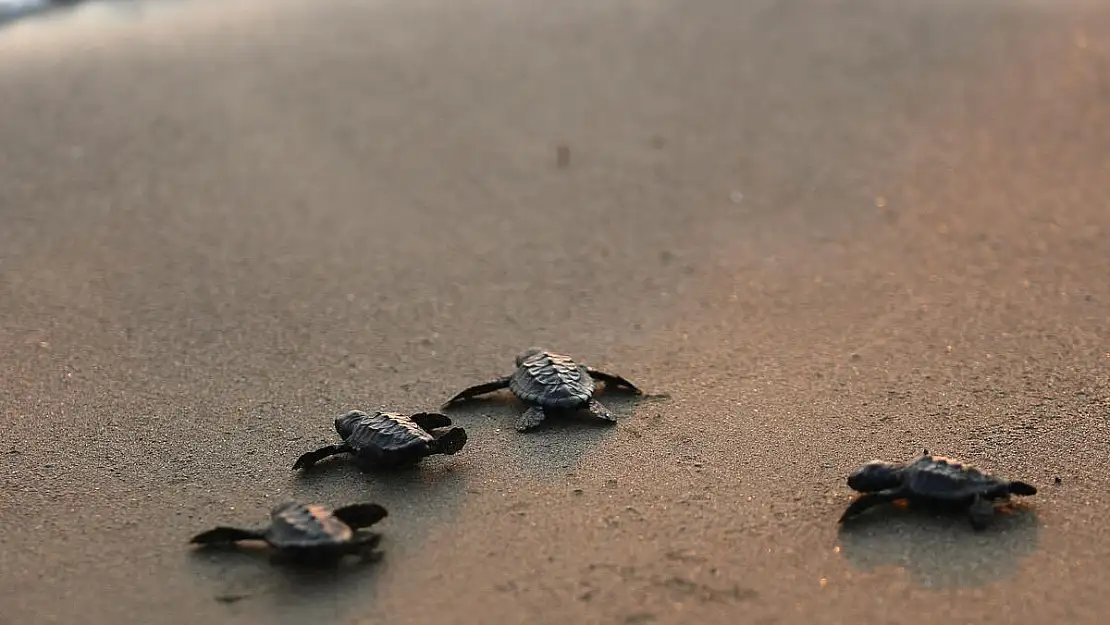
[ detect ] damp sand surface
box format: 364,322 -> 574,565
1,1 -> 1108,623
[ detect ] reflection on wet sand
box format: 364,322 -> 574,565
188,542 -> 384,617
444,390 -> 656,477
186,462 -> 471,617
292,460 -> 472,545
837,504 -> 1040,589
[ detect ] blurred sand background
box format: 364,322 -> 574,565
1,1 -> 1108,623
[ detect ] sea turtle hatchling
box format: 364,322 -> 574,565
442,347 -> 643,431
293,410 -> 468,470
190,501 -> 387,561
839,451 -> 1038,530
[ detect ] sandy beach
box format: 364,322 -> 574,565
2,0 -> 1108,623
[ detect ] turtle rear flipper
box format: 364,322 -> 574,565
293,443 -> 351,470
586,368 -> 643,394
1008,481 -> 1037,496
190,527 -> 265,545
516,406 -> 547,431
587,399 -> 617,424
332,503 -> 388,529
443,376 -> 512,407
430,427 -> 468,455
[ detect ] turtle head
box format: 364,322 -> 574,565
515,347 -> 544,366
334,410 -> 369,438
847,460 -> 903,492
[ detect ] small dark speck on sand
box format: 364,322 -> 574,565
215,594 -> 249,604
1054,477 -> 1062,485
572,488 -> 584,496
556,144 -> 570,168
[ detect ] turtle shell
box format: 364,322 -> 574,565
264,502 -> 353,548
336,411 -> 436,462
902,455 -> 1003,501
510,350 -> 595,408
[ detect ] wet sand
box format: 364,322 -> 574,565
2,0 -> 1108,623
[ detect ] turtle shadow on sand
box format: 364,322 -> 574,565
188,463 -> 470,612
445,390 -> 647,476
836,503 -> 1041,589
291,459 -> 471,537
186,533 -> 385,613
285,408 -> 473,552
292,459 -> 472,565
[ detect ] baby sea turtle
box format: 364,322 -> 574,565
839,451 -> 1038,530
442,347 -> 642,431
190,501 -> 387,560
293,410 -> 467,470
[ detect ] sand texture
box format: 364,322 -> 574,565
1,1 -> 1108,623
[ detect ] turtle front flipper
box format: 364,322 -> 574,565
293,443 -> 352,470
442,376 -> 512,407
1008,481 -> 1037,496
347,531 -> 384,561
410,412 -> 453,430
429,427 -> 468,455
332,503 -> 389,529
838,489 -> 904,523
516,406 -> 547,431
190,526 -> 265,545
586,368 -> 643,394
587,399 -> 617,424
